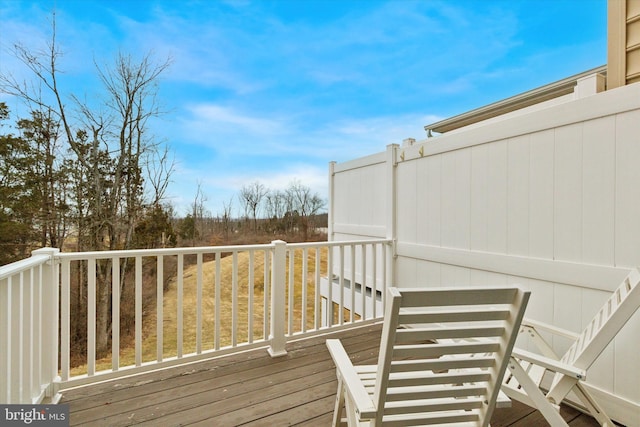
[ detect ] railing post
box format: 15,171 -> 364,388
268,240 -> 287,357
386,144 -> 399,288
31,248 -> 61,401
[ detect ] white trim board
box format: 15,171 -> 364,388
397,242 -> 631,293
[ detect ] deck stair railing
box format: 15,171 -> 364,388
0,239 -> 392,404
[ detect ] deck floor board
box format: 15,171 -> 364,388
61,323 -> 601,426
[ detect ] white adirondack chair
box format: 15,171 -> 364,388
326,286 -> 530,426
503,268 -> 640,427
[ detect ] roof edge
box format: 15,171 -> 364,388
425,65 -> 607,134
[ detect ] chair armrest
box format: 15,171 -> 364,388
326,339 -> 377,420
522,318 -> 580,341
511,348 -> 586,380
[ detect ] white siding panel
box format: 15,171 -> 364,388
424,155 -> 442,246
333,171 -> 350,225
372,163 -> 387,227
507,135 -> 530,256
440,152 -> 457,248
529,130 -> 555,259
554,124 -> 583,262
397,161 -> 417,244
416,157 -> 429,244
615,311 -> 640,403
552,284 -> 582,356
396,256 -> 417,287
415,259 -> 441,286
615,110 -> 640,268
440,264 -> 471,287
582,116 -> 616,266
470,144 -> 489,251
440,150 -> 471,250
487,141 -> 508,253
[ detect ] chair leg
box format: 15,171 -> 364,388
333,376 -> 346,427
572,383 -> 615,427
508,357 -> 569,427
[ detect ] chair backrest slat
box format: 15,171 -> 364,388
563,268 -> 640,369
371,286 -> 530,426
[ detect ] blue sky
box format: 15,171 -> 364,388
0,0 -> 607,216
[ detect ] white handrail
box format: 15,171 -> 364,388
1,239 -> 392,401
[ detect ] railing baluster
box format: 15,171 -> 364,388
157,255 -> 164,362
263,249 -> 270,340
314,248 -> 321,330
302,248 -> 308,333
60,259 -> 71,381
135,256 -> 142,367
18,271 -> 25,402
112,257 -> 120,372
372,244 -> 378,318
87,258 -> 96,376
177,254 -> 184,358
350,244 -> 355,323
214,254 -> 221,351
33,265 -> 42,397
327,246 -> 333,327
248,250 -> 254,343
196,252 -> 203,354
25,267 -> 35,401
361,244 -> 367,321
0,276 -> 7,403
339,245 -> 345,326
8,276 -> 16,403
7,276 -> 14,403
288,249 -> 294,335
232,251 -> 238,347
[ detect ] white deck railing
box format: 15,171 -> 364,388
0,239 -> 392,404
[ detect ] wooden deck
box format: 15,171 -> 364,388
61,323 -> 601,426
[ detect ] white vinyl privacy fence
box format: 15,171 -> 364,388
329,82 -> 640,426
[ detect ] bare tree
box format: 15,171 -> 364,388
286,180 -> 325,240
239,181 -> 267,233
219,196 -> 234,241
1,17 -> 173,355
145,144 -> 175,208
